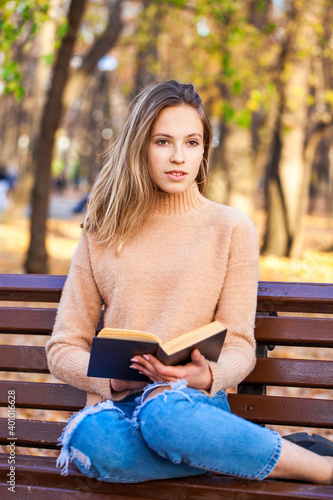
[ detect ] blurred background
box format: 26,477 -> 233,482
0,0 -> 332,454
0,0 -> 332,282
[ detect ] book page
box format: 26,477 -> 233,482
162,321 -> 225,355
97,328 -> 161,344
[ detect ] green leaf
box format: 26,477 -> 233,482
4,22 -> 17,40
256,0 -> 265,12
30,22 -> 38,35
57,20 -> 68,40
264,22 -> 276,34
236,109 -> 252,129
222,52 -> 234,78
232,80 -> 242,95
155,0 -> 186,6
21,6 -> 32,22
14,84 -> 25,101
222,101 -> 235,122
41,53 -> 54,66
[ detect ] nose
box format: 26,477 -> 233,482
170,145 -> 185,164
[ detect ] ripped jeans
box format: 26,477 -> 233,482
57,380 -> 282,483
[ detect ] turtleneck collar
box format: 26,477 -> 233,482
150,181 -> 206,215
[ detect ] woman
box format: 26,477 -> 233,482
46,80 -> 333,484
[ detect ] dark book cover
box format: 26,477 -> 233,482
156,328 -> 227,366
87,338 -> 158,381
87,327 -> 227,381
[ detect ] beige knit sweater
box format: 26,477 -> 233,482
46,181 -> 259,407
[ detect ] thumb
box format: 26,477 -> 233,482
191,349 -> 203,364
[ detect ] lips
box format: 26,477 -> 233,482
165,171 -> 188,181
165,170 -> 187,174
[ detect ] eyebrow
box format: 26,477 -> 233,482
151,133 -> 203,139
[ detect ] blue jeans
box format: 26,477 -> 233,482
57,379 -> 282,483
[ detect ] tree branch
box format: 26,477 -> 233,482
63,0 -> 124,106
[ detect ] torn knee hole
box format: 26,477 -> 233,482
70,446 -> 91,470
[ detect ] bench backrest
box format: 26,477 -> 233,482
0,274 -> 332,451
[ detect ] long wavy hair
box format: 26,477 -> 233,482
83,80 -> 213,256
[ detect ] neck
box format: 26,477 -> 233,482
151,182 -> 206,215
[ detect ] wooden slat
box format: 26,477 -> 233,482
1,275 -> 333,313
254,316 -> 333,347
0,345 -> 48,372
0,418 -> 65,448
0,486 -> 134,500
242,358 -> 333,388
229,394 -> 333,427
257,281 -> 333,313
1,455 -> 332,500
1,309 -> 331,345
2,347 -> 332,391
0,392 -> 331,450
0,308 -> 57,333
0,381 -> 86,410
0,274 -> 66,302
0,307 -> 104,334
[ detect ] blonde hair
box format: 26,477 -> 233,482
83,80 -> 213,256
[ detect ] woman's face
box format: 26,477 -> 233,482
148,105 -> 205,194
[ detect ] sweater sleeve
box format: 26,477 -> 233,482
45,232 -> 114,401
204,216 -> 259,396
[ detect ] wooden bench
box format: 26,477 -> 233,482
0,273 -> 332,499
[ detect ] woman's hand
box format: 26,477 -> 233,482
129,349 -> 213,391
111,379 -> 148,392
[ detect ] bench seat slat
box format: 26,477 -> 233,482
0,307 -> 104,334
0,381 -> 86,410
0,418 -> 65,448
0,394 -> 331,444
257,282 -> 333,313
242,358 -> 333,388
1,275 -> 333,313
255,316 -> 333,347
0,393 -> 332,449
0,486 -> 133,500
0,274 -> 66,302
1,309 -> 332,349
0,308 -> 57,333
1,454 -> 332,500
1,306 -> 331,347
229,394 -> 333,428
0,346 -> 49,372
1,353 -> 332,390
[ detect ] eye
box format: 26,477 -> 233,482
156,139 -> 169,145
188,140 -> 199,146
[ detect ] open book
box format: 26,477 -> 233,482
87,321 -> 227,381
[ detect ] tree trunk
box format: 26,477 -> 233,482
279,55 -> 311,258
62,0 -> 123,107
224,124 -> 256,218
262,1 -> 326,258
207,120 -> 228,204
261,112 -> 291,256
25,0 -> 87,273
25,0 -> 124,273
261,3 -> 297,256
130,0 -> 160,99
247,0 -> 272,30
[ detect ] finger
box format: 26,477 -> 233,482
190,349 -> 207,366
136,363 -> 179,383
143,366 -> 179,383
131,354 -> 156,372
132,355 -> 186,382
143,355 -> 187,379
